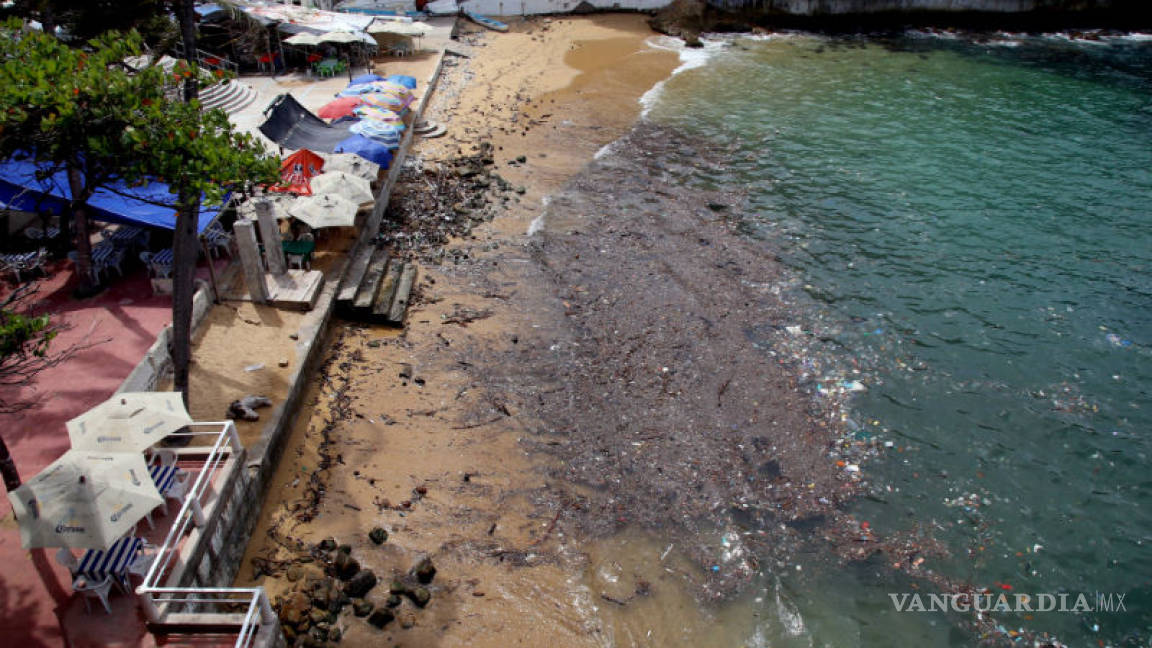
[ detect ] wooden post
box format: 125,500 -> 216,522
255,201 -> 286,275
233,220 -> 267,303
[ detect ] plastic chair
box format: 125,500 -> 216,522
149,448 -> 177,469
163,470 -> 192,515
56,548 -> 80,576
74,575 -> 114,614
126,551 -> 157,584
24,226 -> 43,241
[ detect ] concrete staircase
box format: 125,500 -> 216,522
199,79 -> 258,115
336,246 -> 417,326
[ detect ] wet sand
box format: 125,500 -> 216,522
235,15 -> 688,647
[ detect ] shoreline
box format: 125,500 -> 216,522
235,15 -> 690,646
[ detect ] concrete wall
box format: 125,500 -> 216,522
117,280 -> 214,393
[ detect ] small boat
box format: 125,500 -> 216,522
465,11 -> 508,32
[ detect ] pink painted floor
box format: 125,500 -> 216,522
0,255 -> 228,647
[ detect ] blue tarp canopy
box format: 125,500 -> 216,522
0,157 -> 222,234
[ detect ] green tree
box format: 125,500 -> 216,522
0,20 -> 278,405
0,23 -> 182,294
119,102 -> 278,406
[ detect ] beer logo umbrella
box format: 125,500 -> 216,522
310,171 -> 374,205
67,391 -> 192,453
7,450 -> 163,549
288,194 -> 359,229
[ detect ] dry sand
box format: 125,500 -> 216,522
233,14 -> 683,647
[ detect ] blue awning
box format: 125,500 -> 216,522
0,157 -> 223,234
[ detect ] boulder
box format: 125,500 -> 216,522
279,591 -> 311,627
367,608 -> 395,628
368,527 -> 388,545
345,569 -> 377,598
352,599 -> 374,617
411,557 -> 436,584
408,586 -> 431,608
334,552 -> 360,581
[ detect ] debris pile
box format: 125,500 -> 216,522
380,142 -> 525,259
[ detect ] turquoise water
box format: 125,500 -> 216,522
643,33 -> 1152,645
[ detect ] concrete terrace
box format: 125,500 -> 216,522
0,16 -> 455,647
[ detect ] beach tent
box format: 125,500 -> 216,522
0,156 -> 224,234
269,149 -> 326,195
259,94 -> 357,152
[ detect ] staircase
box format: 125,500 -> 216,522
336,246 -> 417,326
199,79 -> 258,115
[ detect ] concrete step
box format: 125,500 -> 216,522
351,249 -> 391,311
337,246 -> 376,305
199,81 -> 257,115
387,262 -> 417,325
371,260 -> 405,319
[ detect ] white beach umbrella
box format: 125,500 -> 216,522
288,194 -> 359,229
320,30 -> 376,45
310,171 -> 375,205
8,450 -> 163,549
284,32 -> 324,46
320,153 -> 380,182
367,21 -> 430,36
237,193 -> 294,220
67,391 -> 192,453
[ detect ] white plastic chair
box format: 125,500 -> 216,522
56,548 -> 80,576
125,550 -> 157,585
74,575 -> 114,614
163,470 -> 192,514
24,226 -> 44,241
149,448 -> 177,468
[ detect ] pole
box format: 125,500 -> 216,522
199,238 -> 221,303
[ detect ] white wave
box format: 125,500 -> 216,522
593,140 -> 617,160
639,36 -> 724,118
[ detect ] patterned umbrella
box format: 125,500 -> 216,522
288,194 -> 359,229
353,103 -> 404,123
320,153 -> 380,181
67,391 -> 192,453
310,171 -> 374,205
349,120 -> 403,147
8,450 -> 163,549
317,96 -> 367,120
269,149 -> 325,195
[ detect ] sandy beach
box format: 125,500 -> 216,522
234,14 -> 686,647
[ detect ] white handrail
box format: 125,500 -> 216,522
135,421 -> 275,648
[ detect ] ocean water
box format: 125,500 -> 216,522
631,32 -> 1152,646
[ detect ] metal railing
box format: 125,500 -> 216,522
135,421 -> 276,648
174,44 -> 241,76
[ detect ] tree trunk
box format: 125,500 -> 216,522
0,434 -> 21,494
66,168 -> 96,296
177,0 -> 199,103
171,195 -> 200,409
